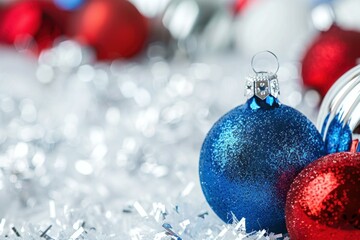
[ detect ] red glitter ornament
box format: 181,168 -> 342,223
0,0 -> 70,54
285,148 -> 360,240
70,0 -> 148,60
301,25 -> 360,97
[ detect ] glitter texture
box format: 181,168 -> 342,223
199,96 -> 326,233
285,152 -> 360,239
321,113 -> 352,153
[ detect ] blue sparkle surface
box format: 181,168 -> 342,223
321,113 -> 352,154
199,97 -> 326,233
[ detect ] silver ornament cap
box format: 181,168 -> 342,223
245,51 -> 280,100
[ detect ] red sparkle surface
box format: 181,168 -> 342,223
302,25 -> 360,97
286,152 -> 360,239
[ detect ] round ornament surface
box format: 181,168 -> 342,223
302,25 -> 360,97
70,0 -> 148,60
0,0 -> 69,54
285,151 -> 360,240
199,53 -> 326,232
234,0 -> 310,58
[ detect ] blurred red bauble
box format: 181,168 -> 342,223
0,0 -> 70,54
71,0 -> 148,60
302,25 -> 360,97
285,151 -> 360,240
233,0 -> 254,14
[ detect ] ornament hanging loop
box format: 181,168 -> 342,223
251,50 -> 279,74
246,51 -> 280,100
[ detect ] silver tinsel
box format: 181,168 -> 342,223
0,40 -> 319,239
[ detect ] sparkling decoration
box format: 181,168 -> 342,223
0,41 -> 320,239
199,52 -> 326,233
301,25 -> 360,97
70,0 -> 148,60
285,151 -> 360,240
0,0 -> 70,54
317,65 -> 360,153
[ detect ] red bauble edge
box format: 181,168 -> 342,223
70,0 -> 148,60
285,151 -> 360,240
301,25 -> 360,97
0,0 -> 71,54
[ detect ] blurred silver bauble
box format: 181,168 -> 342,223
234,0 -> 311,59
317,65 -> 360,153
161,0 -> 234,56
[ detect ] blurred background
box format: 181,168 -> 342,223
0,0 -> 359,238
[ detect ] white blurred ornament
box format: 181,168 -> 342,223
311,3 -> 335,31
333,0 -> 360,32
130,0 -> 171,18
234,0 -> 312,59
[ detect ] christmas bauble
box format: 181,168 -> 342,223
70,0 -> 148,60
302,25 -> 360,97
234,0 -> 310,58
317,65 -> 360,153
285,151 -> 360,239
0,0 -> 70,54
199,52 -> 326,233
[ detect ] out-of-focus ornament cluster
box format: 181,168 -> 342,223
301,0 -> 360,97
0,0 -> 70,54
0,0 -> 148,60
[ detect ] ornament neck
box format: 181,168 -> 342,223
245,51 -> 281,110
246,96 -> 280,110
245,72 -> 280,100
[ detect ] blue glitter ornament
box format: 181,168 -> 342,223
199,52 -> 326,233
